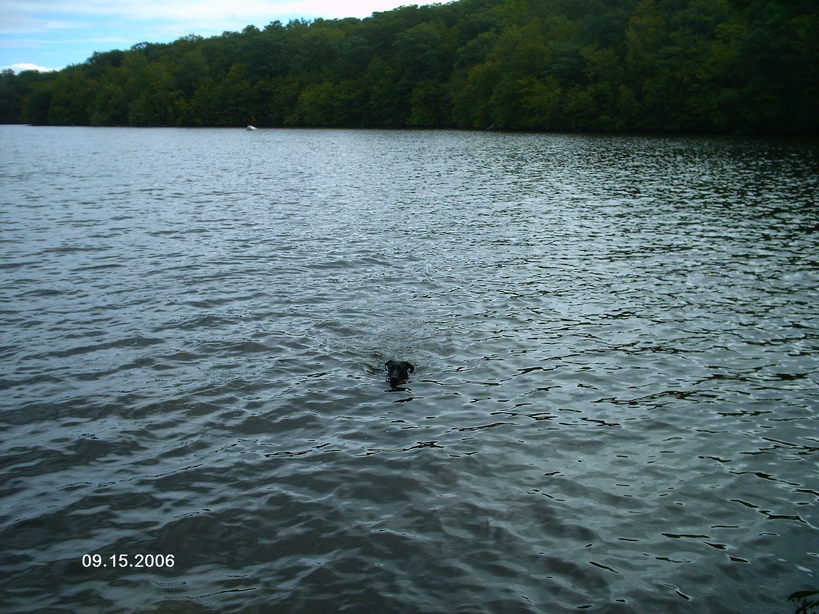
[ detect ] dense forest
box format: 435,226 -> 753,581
1,0 -> 817,133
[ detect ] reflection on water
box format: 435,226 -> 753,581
0,126 -> 817,613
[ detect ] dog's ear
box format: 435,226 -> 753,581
385,360 -> 393,368
408,363 -> 415,373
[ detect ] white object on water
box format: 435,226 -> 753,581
246,125 -> 258,131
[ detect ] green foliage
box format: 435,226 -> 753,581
1,0 -> 816,133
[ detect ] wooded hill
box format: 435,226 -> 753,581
1,0 -> 816,134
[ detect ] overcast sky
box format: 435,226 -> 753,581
0,0 -> 443,72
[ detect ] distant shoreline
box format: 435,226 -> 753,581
4,123 -> 818,140
2,0 -> 816,136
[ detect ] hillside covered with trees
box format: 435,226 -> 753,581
1,0 -> 816,134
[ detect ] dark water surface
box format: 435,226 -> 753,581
1,126 -> 817,613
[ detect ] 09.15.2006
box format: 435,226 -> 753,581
81,553 -> 175,568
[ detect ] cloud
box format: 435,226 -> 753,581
0,36 -> 128,47
0,15 -> 82,35
3,62 -> 57,72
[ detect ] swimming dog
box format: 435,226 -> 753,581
385,360 -> 414,389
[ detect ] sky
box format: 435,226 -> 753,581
0,0 -> 443,73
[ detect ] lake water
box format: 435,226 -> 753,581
0,125 -> 817,613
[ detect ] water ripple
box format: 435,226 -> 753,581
0,127 -> 817,614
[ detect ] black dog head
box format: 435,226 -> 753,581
385,360 -> 415,389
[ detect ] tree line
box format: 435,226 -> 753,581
1,0 -> 816,134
